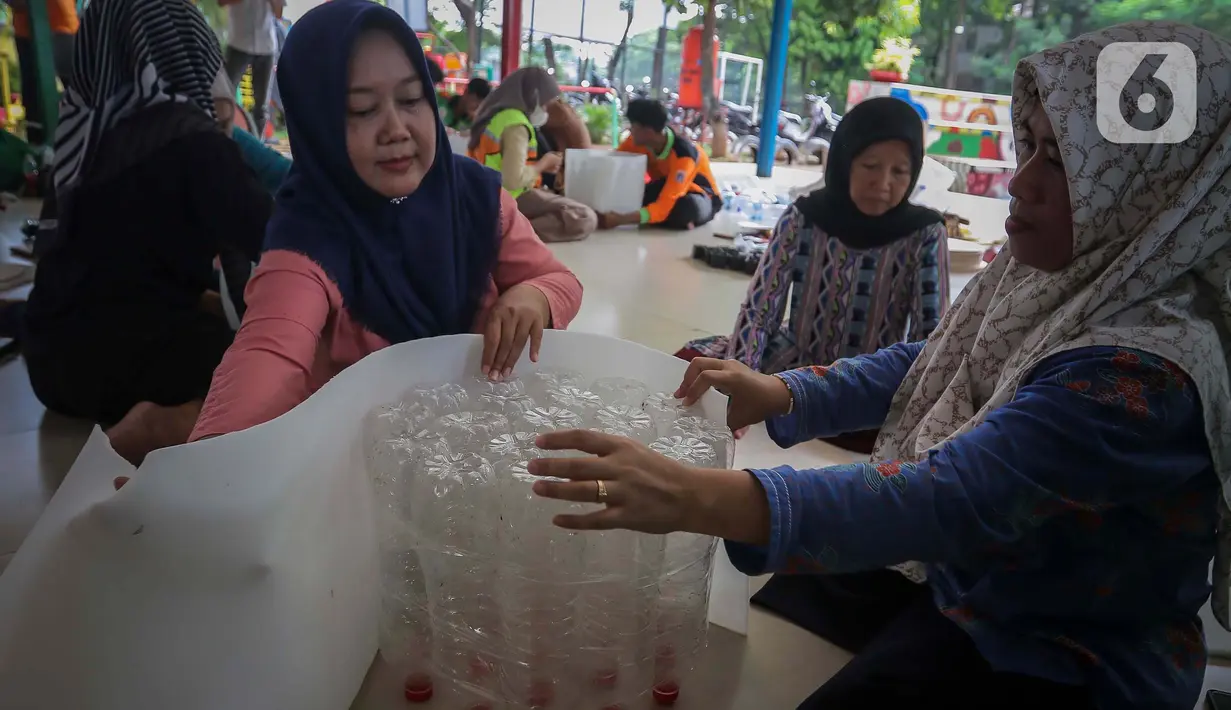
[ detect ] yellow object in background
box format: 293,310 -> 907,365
240,67 -> 255,112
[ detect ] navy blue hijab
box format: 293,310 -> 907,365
267,0 -> 502,344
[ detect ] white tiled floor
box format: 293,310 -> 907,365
3,166 -> 1219,707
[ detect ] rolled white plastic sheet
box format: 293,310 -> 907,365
564,148 -> 648,215
0,331 -> 747,710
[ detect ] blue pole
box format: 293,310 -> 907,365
757,0 -> 793,178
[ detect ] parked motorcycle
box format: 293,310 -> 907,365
779,94 -> 839,164
721,99 -> 757,138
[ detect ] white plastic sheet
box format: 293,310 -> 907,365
448,132 -> 471,157
0,331 -> 747,710
564,148 -> 648,214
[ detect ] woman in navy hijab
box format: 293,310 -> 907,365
189,0 -> 583,440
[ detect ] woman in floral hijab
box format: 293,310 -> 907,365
529,21 -> 1231,709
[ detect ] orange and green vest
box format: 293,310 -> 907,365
467,108 -> 540,197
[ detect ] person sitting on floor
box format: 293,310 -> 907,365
528,21 -> 1231,710
541,95 -> 591,155
678,96 -> 949,452
212,69 -> 291,195
468,67 -> 597,244
445,76 -> 490,132
19,0 -> 272,465
598,98 -> 722,231
188,0 -> 583,442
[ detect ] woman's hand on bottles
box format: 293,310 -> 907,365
482,284 -> 550,381
675,358 -> 793,431
529,430 -> 770,544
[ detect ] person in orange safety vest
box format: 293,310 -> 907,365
598,98 -> 723,231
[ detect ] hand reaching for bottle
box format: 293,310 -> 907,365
674,358 -> 793,431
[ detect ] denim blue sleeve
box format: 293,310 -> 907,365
765,340 -> 926,447
725,347 -> 1210,576
233,126 -> 292,196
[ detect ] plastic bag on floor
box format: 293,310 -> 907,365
564,149 -> 648,214
0,331 -> 747,710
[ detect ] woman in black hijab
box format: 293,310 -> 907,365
679,96 -> 949,451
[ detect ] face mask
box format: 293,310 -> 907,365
529,106 -> 549,127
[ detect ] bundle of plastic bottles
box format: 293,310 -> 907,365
364,368 -> 734,709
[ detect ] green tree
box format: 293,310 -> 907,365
608,0 -> 638,82
1093,0 -> 1231,41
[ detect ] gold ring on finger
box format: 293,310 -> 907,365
596,479 -> 608,503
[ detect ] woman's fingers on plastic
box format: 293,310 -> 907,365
504,318 -> 534,377
532,477 -> 621,504
528,455 -> 609,482
684,369 -> 731,406
675,357 -> 727,398
528,319 -> 544,363
535,429 -> 622,457
481,316 -> 502,376
490,313 -> 518,378
552,507 -> 626,531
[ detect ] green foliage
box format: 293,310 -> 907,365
1093,0 -> 1231,41
581,103 -> 614,145
916,0 -> 1231,94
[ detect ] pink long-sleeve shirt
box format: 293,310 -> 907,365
191,191 -> 582,440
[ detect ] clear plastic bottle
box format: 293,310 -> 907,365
547,386 -> 605,418
641,392 -> 687,435
652,533 -> 716,706
578,529 -> 664,708
669,416 -> 735,467
430,411 -> 511,448
594,405 -> 657,445
513,406 -> 583,435
589,378 -> 650,409
410,450 -> 501,705
648,436 -> 716,467
378,544 -> 435,703
498,464 -> 585,709
525,367 -> 585,401
402,382 -> 470,413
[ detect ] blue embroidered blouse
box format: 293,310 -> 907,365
725,342 -> 1217,709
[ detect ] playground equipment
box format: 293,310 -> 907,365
846,80 -> 1015,199
717,52 -> 763,117
418,32 -> 472,94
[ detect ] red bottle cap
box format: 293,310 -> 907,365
652,681 -> 680,706
403,674 -> 433,703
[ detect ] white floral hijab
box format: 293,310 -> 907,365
872,22 -> 1231,628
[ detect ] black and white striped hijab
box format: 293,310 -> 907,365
53,0 -> 221,191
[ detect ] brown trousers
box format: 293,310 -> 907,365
515,189 -> 598,243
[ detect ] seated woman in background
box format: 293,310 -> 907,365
531,22 -> 1231,710
212,70 -> 292,195
539,95 -> 591,157
189,0 -> 583,441
680,96 -> 949,451
21,0 -> 272,465
468,67 -> 597,243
